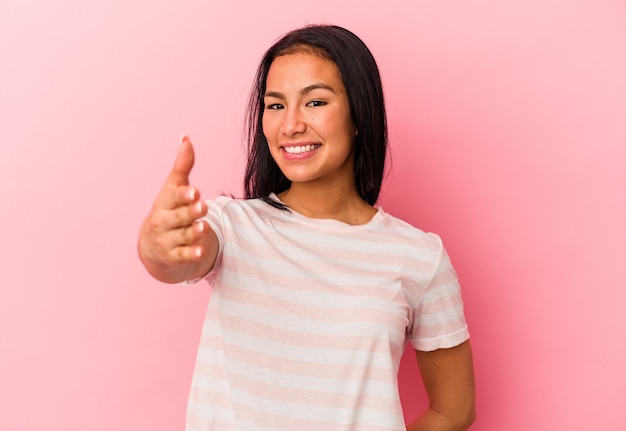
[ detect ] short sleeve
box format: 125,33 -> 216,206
408,234 -> 470,351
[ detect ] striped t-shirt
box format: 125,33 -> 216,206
186,195 -> 469,431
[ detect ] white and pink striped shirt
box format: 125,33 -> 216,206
186,195 -> 469,431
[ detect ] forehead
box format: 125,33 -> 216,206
266,52 -> 345,90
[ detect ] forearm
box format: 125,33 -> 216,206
411,342 -> 476,431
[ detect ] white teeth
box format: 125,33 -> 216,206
284,144 -> 319,154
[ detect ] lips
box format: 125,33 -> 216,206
280,143 -> 322,161
283,144 -> 321,154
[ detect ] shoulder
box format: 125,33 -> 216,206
208,195 -> 269,213
206,195 -> 287,227
376,209 -> 444,255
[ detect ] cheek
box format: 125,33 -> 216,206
337,119 -> 357,143
262,117 -> 281,146
261,118 -> 279,158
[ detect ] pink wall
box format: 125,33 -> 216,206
1,1 -> 625,429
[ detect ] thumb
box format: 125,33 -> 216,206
169,135 -> 195,186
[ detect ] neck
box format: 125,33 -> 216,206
278,181 -> 376,225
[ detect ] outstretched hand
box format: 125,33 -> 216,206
138,136 -> 216,283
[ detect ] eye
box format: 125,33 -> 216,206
306,100 -> 327,107
265,103 -> 284,110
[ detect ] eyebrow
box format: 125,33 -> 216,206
264,83 -> 336,99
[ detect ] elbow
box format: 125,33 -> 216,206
441,403 -> 476,430
454,386 -> 476,429
454,405 -> 476,430
462,408 -> 476,430
408,405 -> 475,431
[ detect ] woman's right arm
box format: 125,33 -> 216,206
137,136 -> 219,284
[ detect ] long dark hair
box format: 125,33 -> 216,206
244,25 -> 387,208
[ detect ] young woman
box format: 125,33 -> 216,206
138,25 -> 475,431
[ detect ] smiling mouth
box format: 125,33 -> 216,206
283,144 -> 321,154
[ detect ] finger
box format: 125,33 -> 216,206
156,184 -> 202,212
142,219 -> 207,264
156,220 -> 207,252
144,199 -> 206,245
177,220 -> 209,246
165,200 -> 207,229
156,136 -> 201,210
177,221 -> 214,264
172,243 -> 206,263
159,184 -> 200,211
177,185 -> 201,206
168,135 -> 195,187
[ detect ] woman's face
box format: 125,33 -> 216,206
262,51 -> 357,189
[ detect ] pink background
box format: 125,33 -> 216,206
1,1 -> 625,429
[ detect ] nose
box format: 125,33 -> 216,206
280,106 -> 306,136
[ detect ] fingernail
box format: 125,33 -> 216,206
194,247 -> 203,258
188,188 -> 197,200
195,201 -> 203,213
197,221 -> 205,232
